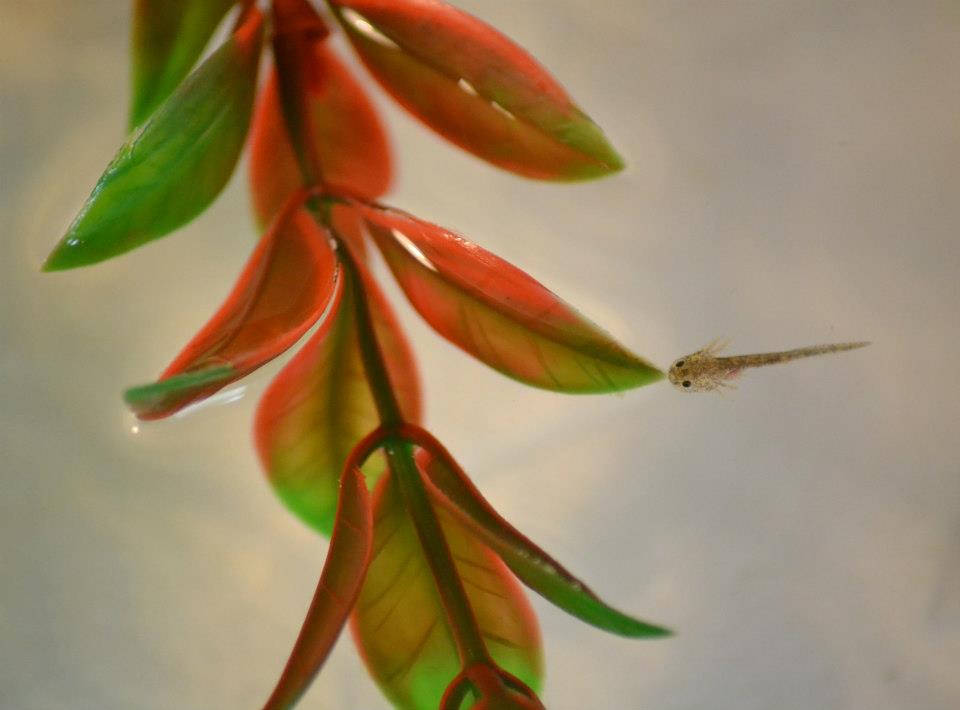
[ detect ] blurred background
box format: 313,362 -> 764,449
2,1 -> 958,708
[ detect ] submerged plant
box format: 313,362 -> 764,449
44,1 -> 736,707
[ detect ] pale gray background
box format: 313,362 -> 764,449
2,1 -> 958,709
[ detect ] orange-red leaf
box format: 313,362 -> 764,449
262,463 -> 373,710
125,200 -> 336,420
255,260 -> 420,536
352,471 -> 542,710
330,0 -> 622,180
248,45 -> 392,229
357,203 -> 664,392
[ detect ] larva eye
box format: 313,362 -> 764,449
675,360 -> 685,368
682,380 -> 692,388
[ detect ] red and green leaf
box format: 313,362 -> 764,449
129,0 -> 235,129
357,203 -> 663,392
255,260 -> 420,536
249,21 -> 391,229
329,0 -> 622,181
125,200 -> 336,420
262,463 -> 374,710
418,448 -> 670,638
352,471 -> 542,710
44,7 -> 264,271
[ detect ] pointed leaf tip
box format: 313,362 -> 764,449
330,0 -> 623,181
418,447 -> 671,639
45,7 -> 264,271
124,365 -> 236,419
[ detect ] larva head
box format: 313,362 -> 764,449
667,350 -> 724,392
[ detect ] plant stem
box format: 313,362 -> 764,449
385,439 -> 491,667
311,204 -> 491,668
335,239 -> 403,426
275,16 -> 493,669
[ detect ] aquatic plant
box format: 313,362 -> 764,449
44,1 -> 671,707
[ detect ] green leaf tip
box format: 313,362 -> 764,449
621,618 -> 673,639
40,244 -> 79,272
556,114 -> 626,181
124,365 -> 236,419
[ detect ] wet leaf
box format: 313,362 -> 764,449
125,202 -> 336,420
352,471 -> 542,710
262,463 -> 374,710
44,8 -> 264,271
419,449 -> 671,638
255,260 -> 420,536
330,0 -> 622,180
130,0 -> 235,129
359,204 -> 663,392
249,38 -> 391,229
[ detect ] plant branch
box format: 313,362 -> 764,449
272,6 -> 493,672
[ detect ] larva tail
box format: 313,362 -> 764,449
795,341 -> 871,358
723,341 -> 870,369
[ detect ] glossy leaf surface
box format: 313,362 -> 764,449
248,45 -> 391,229
352,472 -> 542,710
44,8 -> 264,271
330,0 -> 622,180
255,262 -> 420,536
262,463 -> 373,710
125,204 -> 336,420
360,204 -> 664,392
130,0 -> 235,129
419,449 -> 670,638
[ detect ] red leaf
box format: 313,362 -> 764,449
329,0 -> 622,180
248,44 -> 392,229
255,258 -> 420,536
262,462 -> 374,710
351,470 -> 542,710
357,203 -> 664,393
125,198 -> 336,420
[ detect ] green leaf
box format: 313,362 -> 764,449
418,448 -> 671,638
43,8 -> 264,272
130,0 -> 236,129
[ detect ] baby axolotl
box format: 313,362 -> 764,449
668,339 -> 870,393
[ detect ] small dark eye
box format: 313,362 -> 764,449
682,380 -> 692,388
675,360 -> 685,368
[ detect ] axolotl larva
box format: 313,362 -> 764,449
668,339 -> 870,393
